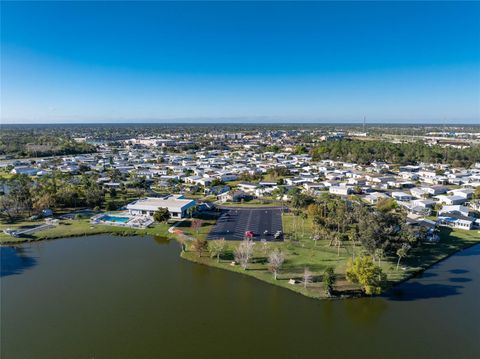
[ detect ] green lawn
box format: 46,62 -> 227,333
0,218 -> 174,244
385,227 -> 480,283
0,212 -> 219,244
0,172 -> 14,181
181,212 -> 480,300
183,213 -> 358,299
177,220 -> 216,241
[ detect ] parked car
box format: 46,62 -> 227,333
245,231 -> 254,239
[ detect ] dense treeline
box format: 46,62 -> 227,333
0,174 -> 105,222
304,194 -> 423,255
311,140 -> 480,166
0,131 -> 96,157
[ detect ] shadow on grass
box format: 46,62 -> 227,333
219,251 -> 234,261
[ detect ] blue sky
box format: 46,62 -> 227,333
1,1 -> 479,124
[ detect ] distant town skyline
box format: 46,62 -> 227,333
1,1 -> 479,124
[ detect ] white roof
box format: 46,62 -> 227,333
392,191 -> 411,197
127,195 -> 195,212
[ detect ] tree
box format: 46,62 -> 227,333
84,184 -> 104,208
186,206 -> 196,218
396,244 -> 410,270
374,248 -> 385,267
191,219 -> 203,235
348,227 -> 358,260
267,249 -> 285,280
292,145 -> 308,155
302,267 -> 313,289
0,195 -> 17,222
355,205 -> 403,255
234,239 -> 255,270
177,235 -> 187,253
9,175 -> 34,216
209,238 -> 227,262
310,139 -> 480,167
261,238 -> 269,254
376,198 -> 397,213
474,186 -> 480,199
322,267 -> 335,297
333,233 -> 345,257
191,238 -> 208,257
288,188 -> 314,209
109,187 -> 117,199
346,255 -> 386,295
312,232 -> 321,247
33,192 -> 55,213
153,207 -> 171,223
272,186 -> 287,211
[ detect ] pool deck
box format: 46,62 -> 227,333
90,212 -> 154,229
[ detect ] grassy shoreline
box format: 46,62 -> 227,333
180,230 -> 480,300
180,213 -> 480,300
0,215 -> 216,245
0,218 -> 175,245
2,214 -> 479,301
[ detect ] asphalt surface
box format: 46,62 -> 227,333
207,207 -> 283,241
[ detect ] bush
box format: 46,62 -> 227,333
106,202 -> 117,211
346,255 -> 386,295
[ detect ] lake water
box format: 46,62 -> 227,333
1,235 -> 479,359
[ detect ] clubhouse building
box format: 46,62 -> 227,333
126,195 -> 196,219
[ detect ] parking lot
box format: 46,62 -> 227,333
207,207 -> 283,241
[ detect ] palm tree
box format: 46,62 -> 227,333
396,244 -> 410,270
375,248 -> 384,267
272,186 -> 287,212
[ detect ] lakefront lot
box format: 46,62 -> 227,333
0,216 -> 215,243
1,209 -> 479,300
181,212 -> 480,299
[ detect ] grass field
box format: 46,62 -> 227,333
181,212 -> 480,299
174,218 -> 216,240
0,218 -> 175,244
0,213 -> 218,244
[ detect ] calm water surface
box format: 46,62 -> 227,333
1,235 -> 479,359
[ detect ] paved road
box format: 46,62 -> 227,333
208,207 -> 283,241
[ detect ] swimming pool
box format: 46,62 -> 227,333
100,215 -> 131,223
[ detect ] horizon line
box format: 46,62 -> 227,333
2,122 -> 479,127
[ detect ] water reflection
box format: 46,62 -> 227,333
448,277 -> 472,283
344,297 -> 388,325
1,237 -> 479,359
386,282 -> 463,301
455,245 -> 480,257
449,269 -> 469,274
1,246 -> 37,277
153,235 -> 171,245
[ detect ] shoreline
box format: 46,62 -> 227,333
178,227 -> 480,300
179,240 -> 480,301
2,222 -> 479,301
